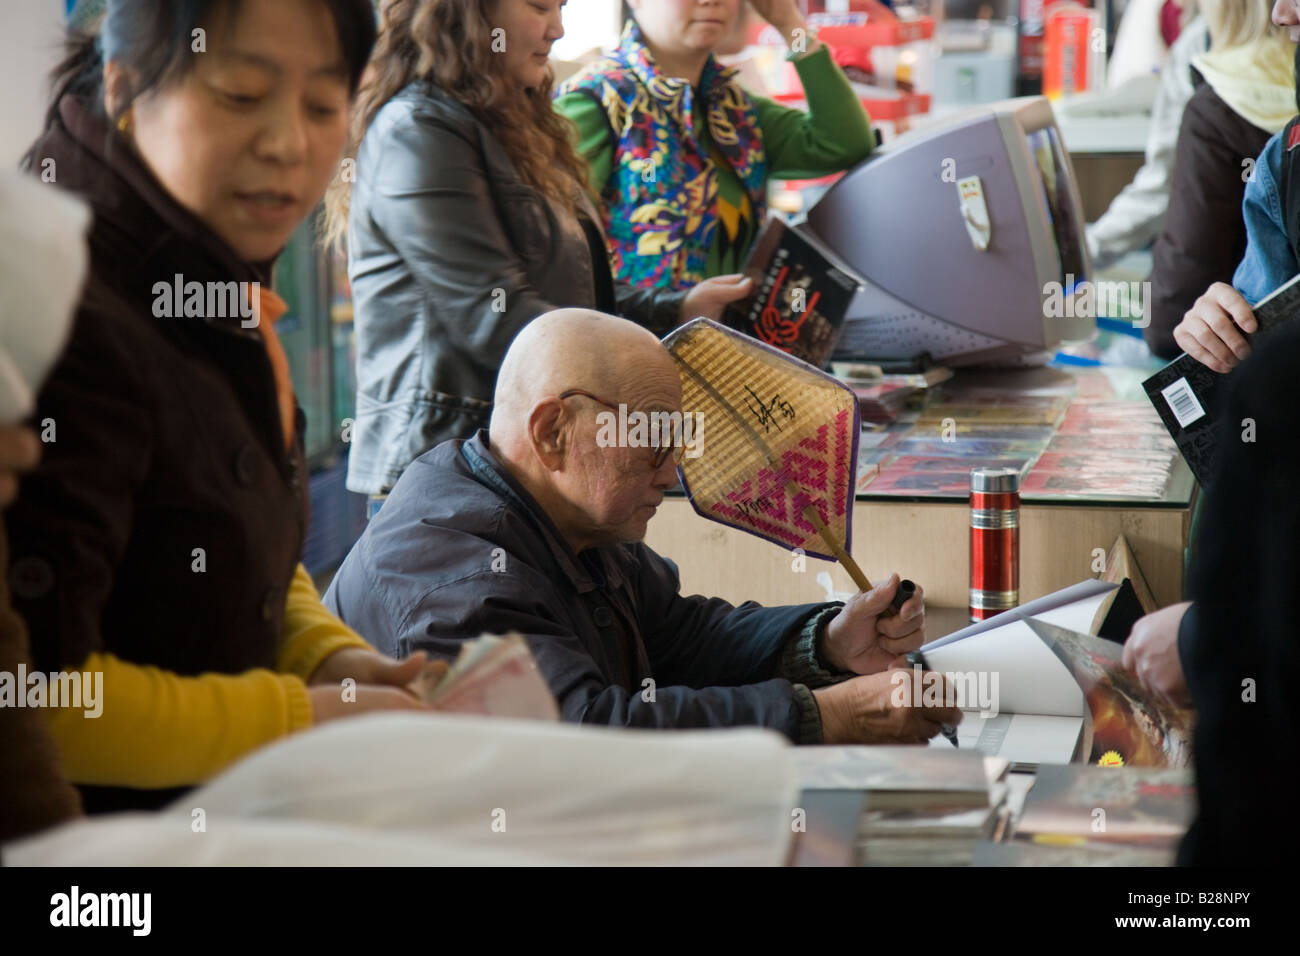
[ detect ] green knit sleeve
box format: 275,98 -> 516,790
554,89 -> 617,195
756,44 -> 876,181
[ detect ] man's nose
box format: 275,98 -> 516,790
651,458 -> 679,488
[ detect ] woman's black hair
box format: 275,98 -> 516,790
51,0 -> 377,120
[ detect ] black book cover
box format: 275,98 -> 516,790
1143,272 -> 1300,486
1098,578 -> 1144,645
723,217 -> 860,369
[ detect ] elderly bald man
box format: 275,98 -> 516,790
325,310 -> 960,744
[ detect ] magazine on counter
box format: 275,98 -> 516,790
1012,764 -> 1195,847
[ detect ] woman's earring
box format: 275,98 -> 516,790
116,112 -> 133,135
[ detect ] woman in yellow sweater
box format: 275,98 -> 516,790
5,0 -> 429,814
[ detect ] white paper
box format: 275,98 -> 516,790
923,619 -> 1085,718
924,578 -> 1117,651
931,711 -> 1083,767
8,714 -> 798,866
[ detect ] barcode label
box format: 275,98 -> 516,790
1161,377 -> 1206,428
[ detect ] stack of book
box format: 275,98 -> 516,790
793,747 -> 1010,866
832,363 -> 954,427
975,764 -> 1195,866
847,380 -> 918,426
853,372 -> 1184,501
1023,400 -> 1179,500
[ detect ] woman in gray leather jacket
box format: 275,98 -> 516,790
325,0 -> 754,501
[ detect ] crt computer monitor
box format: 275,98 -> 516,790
800,96 -> 1094,367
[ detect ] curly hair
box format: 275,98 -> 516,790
323,0 -> 588,248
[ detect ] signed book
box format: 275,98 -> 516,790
920,580 -> 1195,770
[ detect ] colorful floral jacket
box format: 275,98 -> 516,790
557,22 -> 768,289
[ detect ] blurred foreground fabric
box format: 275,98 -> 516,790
6,713 -> 798,866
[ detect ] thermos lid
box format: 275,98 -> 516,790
970,466 -> 1020,493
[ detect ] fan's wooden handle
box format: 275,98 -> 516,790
790,486 -> 909,620
786,480 -> 872,589
802,503 -> 872,590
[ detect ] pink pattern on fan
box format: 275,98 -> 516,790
707,410 -> 854,549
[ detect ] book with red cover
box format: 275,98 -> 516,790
723,217 -> 861,369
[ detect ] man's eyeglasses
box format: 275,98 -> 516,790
558,388 -> 687,470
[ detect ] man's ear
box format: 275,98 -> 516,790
102,60 -> 136,121
527,398 -> 569,472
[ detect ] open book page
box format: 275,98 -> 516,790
930,712 -> 1083,768
918,583 -> 1194,768
1025,620 -> 1194,768
1030,587 -> 1115,636
917,580 -> 1154,767
922,618 -> 1086,718
925,578 -> 1118,652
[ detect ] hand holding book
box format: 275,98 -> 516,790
1171,281 -> 1257,373
1145,272 -> 1300,486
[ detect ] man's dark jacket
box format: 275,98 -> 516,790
325,432 -> 846,742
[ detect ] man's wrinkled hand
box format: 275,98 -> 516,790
821,573 -> 926,675
812,668 -> 961,744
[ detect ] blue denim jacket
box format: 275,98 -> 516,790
1233,132 -> 1298,304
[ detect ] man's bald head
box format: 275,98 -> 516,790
487,309 -> 687,553
491,309 -> 678,444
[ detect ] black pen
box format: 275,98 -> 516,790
888,580 -> 958,746
904,640 -> 960,749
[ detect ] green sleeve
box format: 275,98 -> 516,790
554,90 -> 616,195
756,44 -> 876,181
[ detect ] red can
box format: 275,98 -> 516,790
970,467 -> 1020,621
1043,2 -> 1097,100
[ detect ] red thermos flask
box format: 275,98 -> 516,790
970,467 -> 1020,621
